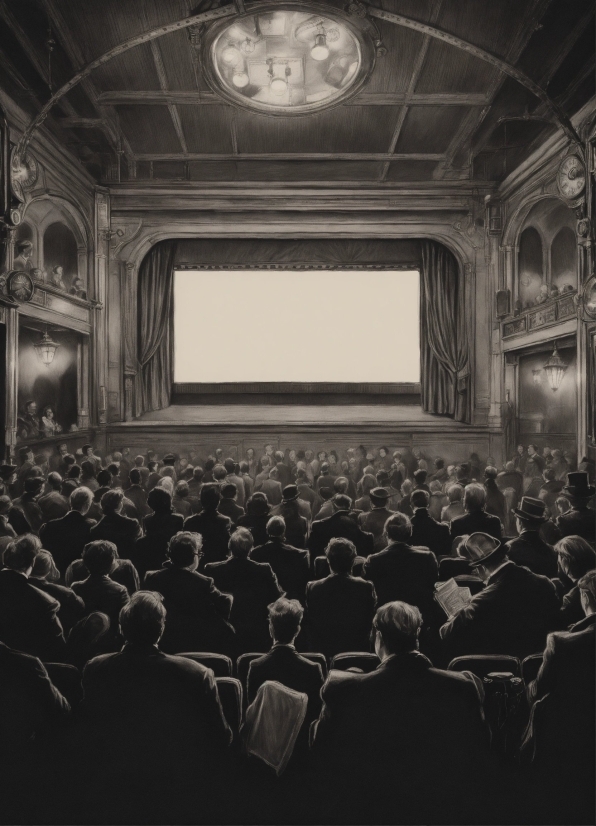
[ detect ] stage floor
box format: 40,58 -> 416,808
135,404 -> 467,427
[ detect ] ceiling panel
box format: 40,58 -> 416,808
385,160 -> 439,181
92,44 -> 162,91
155,29 -> 200,92
235,107 -> 402,153
230,160 -> 385,181
396,106 -> 471,154
517,0 -> 594,81
116,105 -> 182,153
179,106 -> 236,153
363,21 -> 427,94
415,40 -> 496,93
435,0 -> 533,58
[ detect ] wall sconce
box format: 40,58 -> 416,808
33,326 -> 60,366
532,369 -> 542,386
543,342 -> 567,392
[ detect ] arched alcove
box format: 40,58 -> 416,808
551,226 -> 577,292
15,222 -> 34,245
518,226 -> 543,307
43,222 -> 79,288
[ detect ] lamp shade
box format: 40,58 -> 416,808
543,343 -> 567,391
33,330 -> 60,366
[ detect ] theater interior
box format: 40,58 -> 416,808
0,1 -> 594,824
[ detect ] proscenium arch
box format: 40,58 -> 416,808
15,1 -> 582,161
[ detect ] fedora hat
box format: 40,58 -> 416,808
282,484 -> 299,502
459,532 -> 506,568
24,476 -> 44,494
0,464 -> 17,481
562,472 -> 595,498
512,496 -> 548,523
369,486 -> 390,504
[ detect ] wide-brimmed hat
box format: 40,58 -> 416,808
370,486 -> 390,504
459,532 -> 506,568
0,464 -> 17,480
24,477 -> 44,494
512,496 -> 548,523
282,484 -> 299,502
562,472 -> 595,498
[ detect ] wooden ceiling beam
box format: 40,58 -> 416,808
95,91 -> 490,106
135,152 -> 446,161
149,40 -> 188,155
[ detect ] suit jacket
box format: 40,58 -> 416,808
297,484 -> 322,518
449,510 -> 503,542
268,501 -> 309,548
305,573 -> 376,658
308,510 -> 374,560
236,512 -> 270,549
0,641 -> 70,750
224,474 -> 246,508
362,541 -> 438,616
484,479 -> 507,523
496,469 -> 523,499
29,578 -> 86,634
311,652 -> 490,815
440,561 -> 560,661
0,569 -> 66,661
184,510 -> 232,567
8,504 -> 32,536
80,643 -> 232,774
410,508 -> 450,556
66,557 -> 139,595
259,479 -> 283,506
250,539 -> 310,602
217,499 -> 245,526
125,485 -> 150,518
89,511 -> 142,560
505,531 -> 557,578
205,556 -> 283,651
143,563 -> 234,655
523,615 -> 595,776
556,506 -> 595,543
72,574 -> 130,631
37,490 -> 69,523
358,507 -> 393,551
143,511 -> 184,543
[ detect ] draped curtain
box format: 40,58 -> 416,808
135,240 -> 177,418
420,240 -> 471,423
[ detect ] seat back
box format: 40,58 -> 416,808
216,677 -> 243,738
236,652 -> 263,694
522,653 -> 544,685
177,652 -> 232,677
453,575 -> 484,595
44,662 -> 82,708
330,652 -> 380,673
301,652 -> 328,678
448,655 -> 521,679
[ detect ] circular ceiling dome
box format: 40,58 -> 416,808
203,3 -> 376,116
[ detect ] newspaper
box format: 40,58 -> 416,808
434,578 -> 473,618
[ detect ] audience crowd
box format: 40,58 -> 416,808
0,439 -> 594,824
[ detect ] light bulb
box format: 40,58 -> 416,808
221,45 -> 241,66
241,38 -> 255,54
232,71 -> 249,88
311,32 -> 329,61
270,76 -> 287,96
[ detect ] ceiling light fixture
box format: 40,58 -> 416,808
543,342 -> 568,392
241,37 -> 256,54
232,70 -> 250,87
221,44 -> 241,66
311,29 -> 329,61
33,326 -> 60,367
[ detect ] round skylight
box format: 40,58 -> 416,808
204,4 -> 375,115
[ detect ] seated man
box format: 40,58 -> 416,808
441,484 -> 465,523
311,601 -> 490,823
250,516 -> 310,603
505,497 -> 557,578
144,531 -> 234,655
309,494 -> 374,560
0,535 -> 66,661
440,533 -> 560,662
354,473 -> 376,514
79,591 -> 232,780
89,489 -> 141,560
12,477 -> 44,535
217,483 -> 245,527
0,496 -> 17,556
72,541 -> 130,645
362,513 -> 438,619
484,466 -> 507,524
358,487 -> 394,552
556,472 -> 595,543
125,469 -> 150,518
184,485 -> 232,567
306,538 -> 377,659
260,467 -> 283,507
37,472 -> 68,523
205,527 -> 283,653
449,484 -> 503,543
269,485 -> 309,548
409,490 -> 450,557
30,548 -> 86,635
247,597 -> 324,740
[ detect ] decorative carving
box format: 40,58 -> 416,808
346,2 -> 367,17
452,209 -> 484,250
10,149 -> 39,202
577,218 -> 591,238
528,305 -> 556,330
503,317 -> 526,337
112,220 -> 144,257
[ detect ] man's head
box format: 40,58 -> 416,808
359,474 -> 376,497
224,458 -> 236,474
369,487 -> 390,508
372,601 -> 422,659
147,486 -> 172,514
129,468 -> 141,486
528,445 -> 537,456
81,461 -> 95,478
20,447 -> 34,463
332,493 -> 352,512
134,455 -> 145,467
319,462 -> 330,475
484,466 -> 498,480
67,465 -> 82,481
413,469 -> 427,486
229,527 -> 253,559
333,476 -> 350,495
213,464 -> 227,482
119,591 -> 166,646
429,480 -> 443,494
446,484 -> 463,504
221,482 -> 237,501
274,451 -> 284,465
434,458 -> 444,470
325,538 -> 356,575
505,461 -> 515,472
24,477 -> 44,497
16,240 -> 33,260
82,540 -> 117,577
266,515 -> 286,540
456,463 -> 471,481
100,489 -> 124,514
411,489 -> 430,510
0,495 -> 12,516
555,496 -> 571,516
200,484 -> 221,511
3,534 -> 41,575
554,536 -> 596,583
543,468 -> 555,482
578,570 -> 596,618
384,512 -> 412,544
246,492 -> 270,515
463,483 -> 486,513
239,461 -> 249,474
168,531 -> 202,569
61,479 -> 78,498
70,486 -> 93,515
31,549 -> 60,582
268,597 -> 303,645
175,481 -> 190,499
458,533 -> 507,582
25,400 -> 37,415
192,466 -> 204,482
513,496 -> 547,533
517,445 -> 525,455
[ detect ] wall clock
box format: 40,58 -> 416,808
6,270 -> 35,302
556,154 -> 586,203
10,148 -> 39,203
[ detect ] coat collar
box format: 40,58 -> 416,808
378,650 -> 432,671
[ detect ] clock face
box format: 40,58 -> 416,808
557,155 -> 585,201
7,271 -> 34,302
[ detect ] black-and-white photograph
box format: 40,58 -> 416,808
0,1 -> 594,824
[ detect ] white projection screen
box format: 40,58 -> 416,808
174,269 -> 420,383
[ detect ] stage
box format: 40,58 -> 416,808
106,404 -> 502,467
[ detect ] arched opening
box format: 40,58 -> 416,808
551,226 -> 577,293
518,226 -> 543,308
43,222 -> 78,289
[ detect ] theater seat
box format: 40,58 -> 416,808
448,655 -> 521,679
177,652 -> 233,677
216,677 -> 243,738
44,662 -> 82,708
330,652 -> 380,673
522,653 -> 544,685
314,556 -> 365,579
236,651 -> 329,700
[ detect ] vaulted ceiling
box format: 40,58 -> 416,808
0,0 -> 594,186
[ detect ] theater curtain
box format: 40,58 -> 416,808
135,240 -> 177,417
420,241 -> 471,423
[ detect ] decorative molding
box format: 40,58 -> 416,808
173,382 -> 422,395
